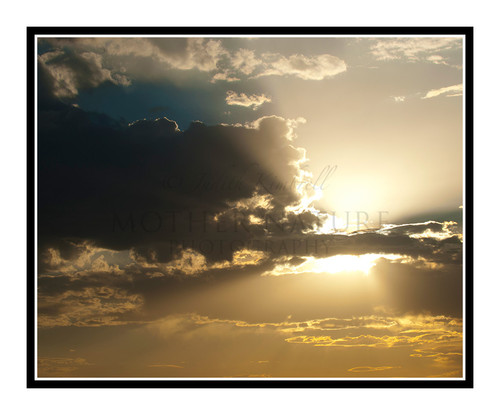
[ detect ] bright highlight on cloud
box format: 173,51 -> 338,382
225,90 -> 271,109
370,37 -> 462,63
422,84 -> 463,99
263,254 -> 404,276
254,53 -> 347,80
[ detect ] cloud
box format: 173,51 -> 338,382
263,253 -> 405,276
128,247 -> 268,277
36,179 -> 463,329
393,96 -> 405,103
45,37 -> 228,72
427,55 -> 447,64
284,328 -> 462,349
38,309 -> 463,376
348,366 -> 400,373
255,53 -> 347,80
37,76 -> 463,332
225,90 -> 271,109
147,312 -> 461,338
212,51 -> 347,82
38,38 -> 228,98
38,240 -> 124,275
141,312 -> 462,376
37,228 -> 463,324
230,48 -> 262,75
38,357 -> 92,377
38,38 -> 347,98
38,49 -> 130,98
422,84 -> 463,99
211,71 -> 240,82
37,88 -> 316,264
38,286 -> 144,327
369,37 -> 462,63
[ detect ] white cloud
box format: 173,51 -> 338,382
422,84 -> 463,99
370,38 -> 461,63
225,90 -> 271,109
256,53 -> 347,80
427,55 -> 446,64
211,71 -> 240,83
230,48 -> 262,75
169,38 -> 228,71
213,51 -> 347,82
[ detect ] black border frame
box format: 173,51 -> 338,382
27,26 -> 473,388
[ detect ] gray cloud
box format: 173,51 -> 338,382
38,49 -> 130,98
38,69 -> 318,265
38,38 -> 348,99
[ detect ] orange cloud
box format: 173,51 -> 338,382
348,366 -> 400,373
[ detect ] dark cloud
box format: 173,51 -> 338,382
38,68 -> 315,265
37,233 -> 462,328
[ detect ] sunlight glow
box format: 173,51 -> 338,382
263,253 -> 403,276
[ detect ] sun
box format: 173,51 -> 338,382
264,254 -> 403,276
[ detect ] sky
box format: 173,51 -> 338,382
36,35 -> 464,378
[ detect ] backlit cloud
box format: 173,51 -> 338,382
422,84 -> 463,99
37,80 -> 315,264
230,48 -> 262,75
38,286 -> 144,327
370,37 -> 462,63
348,366 -> 400,373
255,53 -> 347,80
225,90 -> 271,109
